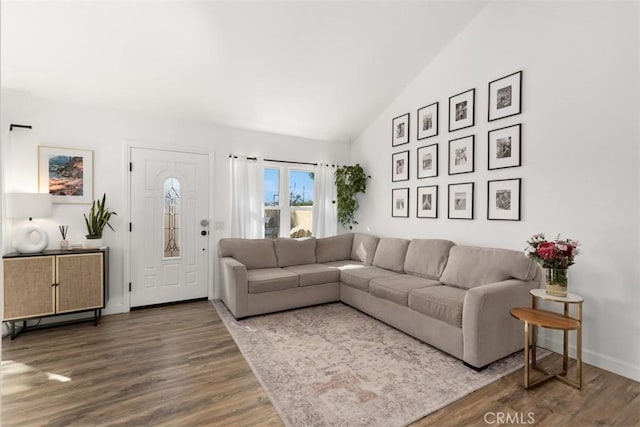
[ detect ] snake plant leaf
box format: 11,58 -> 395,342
84,193 -> 117,238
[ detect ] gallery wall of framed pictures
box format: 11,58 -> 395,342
389,69 -> 524,222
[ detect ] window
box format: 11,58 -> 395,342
264,165 -> 314,238
288,170 -> 314,237
163,177 -> 181,257
264,168 -> 280,238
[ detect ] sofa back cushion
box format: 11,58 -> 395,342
275,237 -> 317,267
440,245 -> 538,289
218,238 -> 277,270
316,233 -> 354,264
350,233 -> 379,265
372,238 -> 410,273
404,239 -> 456,280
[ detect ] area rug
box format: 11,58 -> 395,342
213,301 -> 532,427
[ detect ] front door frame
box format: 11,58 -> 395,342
124,141 -> 215,311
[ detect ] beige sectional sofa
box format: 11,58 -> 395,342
218,233 -> 541,369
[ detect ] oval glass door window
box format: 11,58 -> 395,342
164,177 -> 181,258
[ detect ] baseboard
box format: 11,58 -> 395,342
130,297 -> 208,311
536,333 -> 640,382
103,303 -> 127,315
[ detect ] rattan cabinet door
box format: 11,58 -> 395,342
3,256 -> 55,320
56,253 -> 104,313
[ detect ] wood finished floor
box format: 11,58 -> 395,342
2,301 -> 639,427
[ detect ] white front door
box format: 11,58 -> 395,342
130,147 -> 210,307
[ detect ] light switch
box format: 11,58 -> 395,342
214,221 -> 225,230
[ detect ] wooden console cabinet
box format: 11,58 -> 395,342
3,248 -> 109,339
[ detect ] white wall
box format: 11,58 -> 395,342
0,90 -> 349,315
351,1 -> 639,381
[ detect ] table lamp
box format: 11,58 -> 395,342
6,193 -> 53,253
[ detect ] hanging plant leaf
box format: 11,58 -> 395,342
333,164 -> 370,229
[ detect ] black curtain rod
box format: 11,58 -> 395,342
9,124 -> 32,131
265,158 -> 317,166
229,155 -> 339,168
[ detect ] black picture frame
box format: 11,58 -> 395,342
488,124 -> 522,170
392,188 -> 410,218
487,178 -> 521,221
417,144 -> 438,179
417,185 -> 438,218
448,182 -> 474,220
417,102 -> 438,140
448,88 -> 475,132
448,135 -> 474,175
392,150 -> 410,182
488,71 -> 522,122
392,113 -> 410,146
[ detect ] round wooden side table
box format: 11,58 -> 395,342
510,289 -> 583,390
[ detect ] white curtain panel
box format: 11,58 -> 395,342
312,163 -> 337,238
230,155 -> 264,238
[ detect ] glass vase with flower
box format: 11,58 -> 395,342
525,233 -> 580,296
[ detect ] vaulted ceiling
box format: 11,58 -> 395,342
1,1 -> 488,142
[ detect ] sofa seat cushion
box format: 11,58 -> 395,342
369,275 -> 441,306
284,264 -> 340,287
340,267 -> 400,292
408,285 -> 466,328
323,260 -> 366,270
247,268 -> 298,294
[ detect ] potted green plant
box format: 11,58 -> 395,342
333,164 -> 370,229
84,194 -> 117,248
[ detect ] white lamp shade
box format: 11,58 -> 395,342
6,193 -> 53,219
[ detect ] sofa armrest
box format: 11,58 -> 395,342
462,279 -> 538,368
219,257 -> 249,318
